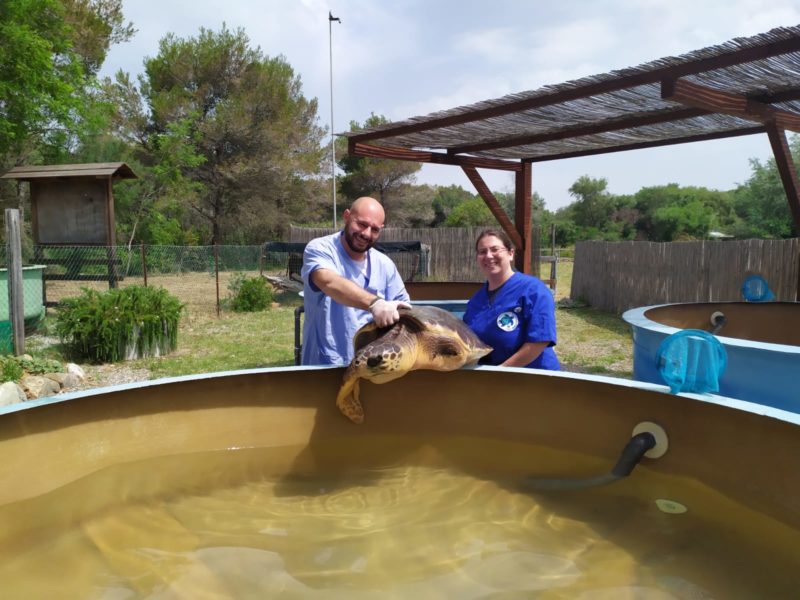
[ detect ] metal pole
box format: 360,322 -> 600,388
329,11 -> 341,229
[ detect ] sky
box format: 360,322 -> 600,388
99,0 -> 800,211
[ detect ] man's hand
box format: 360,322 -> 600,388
369,299 -> 412,327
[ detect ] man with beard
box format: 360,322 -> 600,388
301,197 -> 411,365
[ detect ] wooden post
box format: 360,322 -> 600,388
140,242 -> 148,287
514,162 -> 532,274
5,209 -> 25,355
214,243 -> 221,317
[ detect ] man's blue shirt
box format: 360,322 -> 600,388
301,232 -> 409,365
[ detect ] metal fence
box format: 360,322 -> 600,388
1,225 -> 553,332
0,245 -> 269,321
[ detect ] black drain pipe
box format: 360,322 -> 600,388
710,311 -> 727,335
521,431 -> 657,492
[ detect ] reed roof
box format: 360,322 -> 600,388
346,26 -> 800,165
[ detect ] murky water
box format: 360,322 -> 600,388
0,436 -> 797,598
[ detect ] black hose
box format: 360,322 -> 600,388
710,312 -> 727,335
520,432 -> 657,492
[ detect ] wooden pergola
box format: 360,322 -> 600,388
345,26 -> 800,273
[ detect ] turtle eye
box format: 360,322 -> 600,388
435,342 -> 460,357
367,356 -> 383,368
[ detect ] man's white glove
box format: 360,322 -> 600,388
369,299 -> 412,328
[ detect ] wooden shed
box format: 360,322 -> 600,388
0,162 -> 137,246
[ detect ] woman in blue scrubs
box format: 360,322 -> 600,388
463,229 -> 560,370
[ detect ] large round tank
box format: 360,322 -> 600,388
0,367 -> 798,596
623,301 -> 800,413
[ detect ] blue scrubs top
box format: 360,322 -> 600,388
464,271 -> 560,370
301,231 -> 409,365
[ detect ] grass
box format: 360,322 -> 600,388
551,262 -> 634,378
28,260 -> 634,382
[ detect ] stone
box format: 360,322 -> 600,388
20,375 -> 61,400
44,372 -> 69,385
60,373 -> 82,390
66,363 -> 86,381
0,382 -> 26,407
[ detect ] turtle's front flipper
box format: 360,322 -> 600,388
336,369 -> 364,424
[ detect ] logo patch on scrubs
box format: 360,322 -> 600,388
496,311 -> 519,332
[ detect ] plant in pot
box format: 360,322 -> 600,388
56,286 -> 184,363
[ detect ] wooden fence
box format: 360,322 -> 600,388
571,239 -> 800,314
290,226 -> 548,282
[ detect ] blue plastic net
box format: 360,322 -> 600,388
741,274 -> 775,302
656,329 -> 727,394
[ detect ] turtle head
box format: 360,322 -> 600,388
335,334 -> 419,424
352,339 -> 418,383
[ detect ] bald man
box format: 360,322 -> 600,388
301,197 -> 410,365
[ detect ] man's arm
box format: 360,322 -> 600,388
310,268 -> 376,309
311,268 -> 410,327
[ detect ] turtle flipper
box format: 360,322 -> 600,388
336,370 -> 364,424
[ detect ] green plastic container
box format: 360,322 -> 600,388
0,265 -> 46,328
0,320 -> 12,354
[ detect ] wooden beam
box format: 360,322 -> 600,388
765,124 -> 800,230
448,107 -> 709,154
515,163 -> 532,274
662,78 -> 800,132
525,125 -> 765,162
350,36 -> 800,144
460,165 -> 522,250
349,141 -> 521,171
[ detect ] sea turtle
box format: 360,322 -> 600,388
335,305 -> 492,423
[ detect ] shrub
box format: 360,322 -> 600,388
0,356 -> 24,383
55,286 -> 184,363
0,355 -> 62,383
228,274 -> 273,312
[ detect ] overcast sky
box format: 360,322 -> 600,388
100,0 -> 800,210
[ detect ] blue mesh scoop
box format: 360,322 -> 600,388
656,329 -> 727,394
741,274 -> 775,302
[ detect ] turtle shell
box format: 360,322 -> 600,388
353,305 -> 486,354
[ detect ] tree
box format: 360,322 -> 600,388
114,25 -> 325,243
568,176 -> 615,229
0,0 -> 85,161
431,185 -> 476,226
631,184 -> 738,241
0,0 -> 134,161
732,136 -> 799,239
61,0 -> 135,76
337,114 -> 422,217
444,198 -> 497,227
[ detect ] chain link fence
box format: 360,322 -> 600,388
1,233 -> 550,345
0,245 -> 275,324
0,242 -> 435,330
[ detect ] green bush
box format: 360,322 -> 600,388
228,274 -> 273,312
55,286 -> 184,363
0,355 -> 62,383
0,357 -> 24,383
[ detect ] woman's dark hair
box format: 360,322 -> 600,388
475,229 -> 514,252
